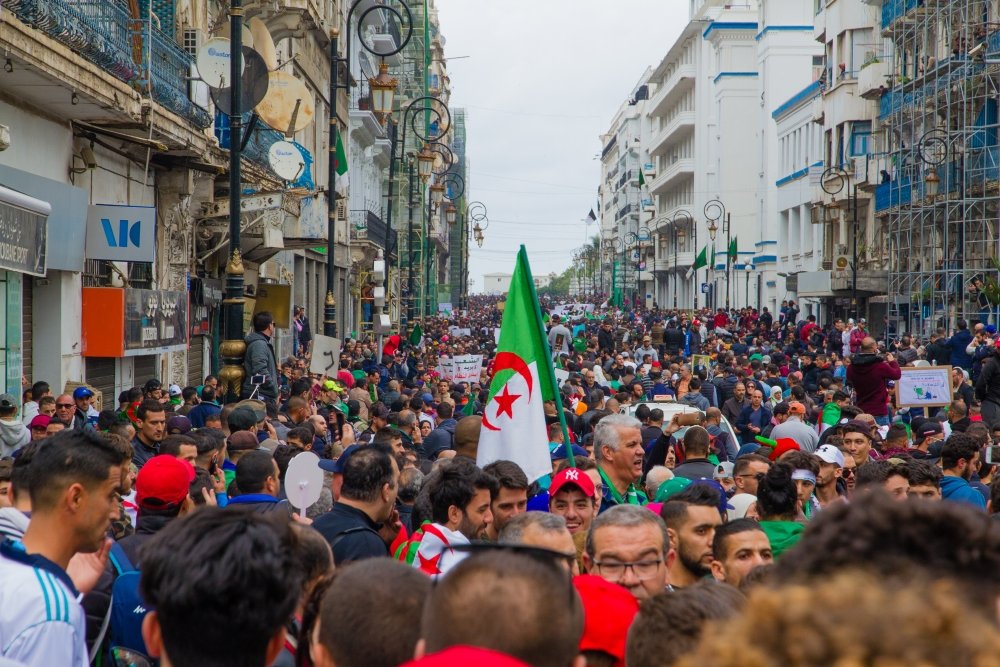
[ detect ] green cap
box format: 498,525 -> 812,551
654,476 -> 692,503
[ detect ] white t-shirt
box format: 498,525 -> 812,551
0,540 -> 87,667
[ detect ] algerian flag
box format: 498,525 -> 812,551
728,236 -> 738,260
409,323 -> 423,347
586,208 -> 597,224
461,395 -> 476,417
478,246 -> 571,482
333,131 -> 350,198
334,128 -> 348,176
711,244 -> 717,269
638,169 -> 646,188
693,245 -> 708,270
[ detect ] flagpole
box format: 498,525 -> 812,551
519,245 -> 574,467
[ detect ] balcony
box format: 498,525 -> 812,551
649,111 -> 695,157
215,112 -> 314,187
249,0 -> 328,46
811,96 -> 824,124
648,63 -> 696,118
813,10 -> 825,42
858,61 -> 890,99
649,157 -> 695,195
350,79 -> 387,146
880,0 -> 921,33
6,0 -> 211,129
653,252 -> 696,272
350,209 -> 391,251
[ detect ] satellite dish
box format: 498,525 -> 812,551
215,22 -> 254,50
210,46 -> 270,116
268,141 -> 305,181
284,452 -> 324,514
196,38 -> 238,88
255,71 -> 315,134
248,17 -> 278,70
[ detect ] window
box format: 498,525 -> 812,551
850,121 -> 872,156
183,29 -> 199,56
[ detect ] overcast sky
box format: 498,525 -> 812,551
434,0 -> 687,292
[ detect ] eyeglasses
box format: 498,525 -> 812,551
737,472 -> 766,481
56,403 -> 74,408
594,559 -> 663,580
841,468 -> 856,479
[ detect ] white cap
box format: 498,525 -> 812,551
815,444 -> 845,467
713,461 -> 735,480
168,384 -> 182,396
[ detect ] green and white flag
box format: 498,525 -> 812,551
409,323 -> 423,348
693,246 -> 708,270
477,246 -> 571,481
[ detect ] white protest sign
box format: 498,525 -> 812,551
895,365 -> 952,408
284,452 -> 324,514
438,356 -> 456,380
553,368 -> 570,385
310,335 -> 341,376
452,354 -> 484,384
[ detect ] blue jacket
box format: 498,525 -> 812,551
423,418 -> 457,458
940,475 -> 986,509
737,404 -> 773,444
947,329 -> 974,369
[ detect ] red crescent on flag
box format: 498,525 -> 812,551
481,352 -> 534,431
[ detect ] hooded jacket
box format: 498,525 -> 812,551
759,520 -> 804,558
0,419 -> 29,457
975,352 -> 1000,407
940,475 -> 987,509
242,330 -> 279,401
846,353 -> 901,417
0,507 -> 28,542
679,391 -> 710,411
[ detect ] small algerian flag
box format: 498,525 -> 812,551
409,323 -> 423,347
728,236 -> 738,260
693,245 -> 708,270
638,169 -> 646,188
586,208 -> 597,224
334,128 -> 348,176
461,395 -> 476,417
478,246 -> 571,481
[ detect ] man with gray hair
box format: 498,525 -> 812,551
595,413 -> 647,513
645,465 -> 674,500
499,512 -> 578,574
397,467 -> 424,533
584,504 -> 671,600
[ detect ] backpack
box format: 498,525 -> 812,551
104,542 -> 154,665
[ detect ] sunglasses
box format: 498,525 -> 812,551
56,403 -> 74,408
841,468 -> 856,479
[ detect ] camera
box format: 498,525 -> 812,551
250,374 -> 266,385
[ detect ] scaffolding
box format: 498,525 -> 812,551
880,0 -> 1000,336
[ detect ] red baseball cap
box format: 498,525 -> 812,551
28,414 -> 50,430
573,575 -> 640,667
549,467 -> 596,499
136,455 -> 195,509
769,437 -> 801,461
401,647 -> 529,667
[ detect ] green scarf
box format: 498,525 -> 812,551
598,466 -> 648,506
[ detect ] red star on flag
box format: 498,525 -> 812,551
418,550 -> 442,575
493,384 -> 521,419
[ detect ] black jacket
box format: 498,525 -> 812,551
598,328 -> 616,353
975,354 -> 1000,406
664,328 -> 685,354
313,502 -> 388,565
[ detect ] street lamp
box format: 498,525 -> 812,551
368,61 -> 398,120
445,202 -> 457,225
330,0 -> 413,338
924,168 -> 940,199
704,199 -> 731,310
416,144 -> 436,182
670,209 -> 693,309
820,167 -> 858,314
473,222 -> 485,247
744,262 -> 754,307
429,180 -> 445,208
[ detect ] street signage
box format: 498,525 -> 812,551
85,204 -> 156,262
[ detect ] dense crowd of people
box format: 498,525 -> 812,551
3,296 -> 1000,666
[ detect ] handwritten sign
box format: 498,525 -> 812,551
895,365 -> 952,408
310,335 -> 341,377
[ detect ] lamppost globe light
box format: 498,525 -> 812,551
445,202 -> 457,225
416,144 -> 435,181
368,61 -> 398,118
925,169 -> 940,198
707,219 -> 718,241
430,181 -> 445,206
